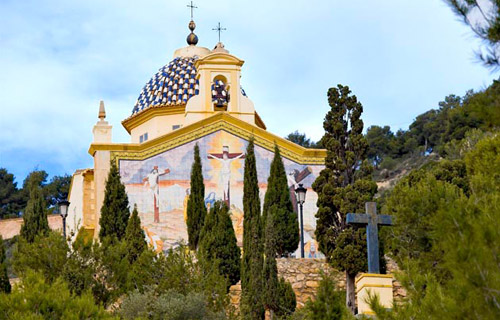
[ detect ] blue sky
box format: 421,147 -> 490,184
0,0 -> 497,183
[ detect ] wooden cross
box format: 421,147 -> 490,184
187,1 -> 197,20
212,22 -> 226,42
346,202 -> 393,274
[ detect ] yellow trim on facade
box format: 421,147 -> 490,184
356,273 -> 394,285
121,105 -> 186,133
89,112 -> 326,165
356,284 -> 393,294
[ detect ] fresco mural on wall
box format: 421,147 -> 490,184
119,130 -> 324,257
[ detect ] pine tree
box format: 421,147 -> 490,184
312,85 -> 378,313
0,236 -> 10,293
262,145 -> 299,256
99,160 -> 130,241
240,138 -> 265,320
187,143 -> 206,250
199,200 -> 241,287
125,205 -> 146,264
20,177 -> 49,243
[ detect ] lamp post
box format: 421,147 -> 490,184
58,200 -> 70,238
295,184 -> 307,258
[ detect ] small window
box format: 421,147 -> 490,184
139,133 -> 148,143
172,125 -> 181,130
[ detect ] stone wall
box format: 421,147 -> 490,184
230,257 -> 406,310
0,215 -> 62,239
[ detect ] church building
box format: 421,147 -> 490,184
67,16 -> 327,258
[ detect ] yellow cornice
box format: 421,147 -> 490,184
90,112 -> 326,165
195,52 -> 244,68
121,106 -> 186,133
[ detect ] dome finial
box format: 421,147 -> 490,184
98,100 -> 106,120
186,1 -> 198,46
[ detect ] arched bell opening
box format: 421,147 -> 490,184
211,75 -> 230,111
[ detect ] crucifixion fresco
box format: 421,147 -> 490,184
207,146 -> 245,206
143,166 -> 170,223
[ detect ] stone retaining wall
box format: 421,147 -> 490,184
230,257 -> 406,310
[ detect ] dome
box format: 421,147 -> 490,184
132,56 -> 200,114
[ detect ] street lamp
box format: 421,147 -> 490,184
295,184 -> 307,258
58,200 -> 70,238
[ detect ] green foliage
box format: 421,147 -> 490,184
276,277 -> 296,318
0,270 -> 114,320
312,84 -> 377,273
263,210 -> 296,319
0,168 -> 23,219
374,134 -> 500,319
285,131 -> 319,148
20,178 -> 50,243
294,273 -> 352,320
241,138 -> 265,320
99,160 -> 130,241
366,125 -> 397,166
44,174 -> 71,213
127,244 -> 230,313
125,205 -> 146,264
444,0 -> 500,68
13,231 -> 69,283
118,289 -> 227,320
187,143 -> 206,250
0,236 -> 10,293
199,200 -> 241,287
262,145 -> 299,256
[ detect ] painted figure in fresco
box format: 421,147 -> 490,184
143,166 -> 170,223
204,192 -> 216,211
183,188 -> 190,222
287,167 -> 312,212
208,146 -> 245,206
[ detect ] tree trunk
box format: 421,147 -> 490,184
346,271 -> 356,314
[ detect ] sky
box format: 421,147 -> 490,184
0,0 -> 497,183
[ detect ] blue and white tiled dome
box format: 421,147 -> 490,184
132,56 -> 200,114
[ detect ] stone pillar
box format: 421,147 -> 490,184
91,101 -> 112,238
356,273 -> 393,316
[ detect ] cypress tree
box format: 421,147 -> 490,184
99,160 -> 130,241
262,144 -> 299,256
263,208 -> 297,319
312,85 -> 377,313
186,143 -> 206,250
240,138 -> 265,320
199,200 -> 241,287
125,205 -> 146,264
263,211 -> 279,317
20,177 -> 49,243
0,236 -> 11,293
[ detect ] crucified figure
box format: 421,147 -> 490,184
143,166 -> 170,223
208,146 -> 244,206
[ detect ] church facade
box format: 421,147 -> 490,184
67,20 -> 327,258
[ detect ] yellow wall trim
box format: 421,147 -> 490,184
356,273 -> 394,285
122,105 -> 186,133
90,112 -> 326,165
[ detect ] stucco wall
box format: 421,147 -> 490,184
0,215 -> 62,239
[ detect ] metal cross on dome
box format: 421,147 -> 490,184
187,1 -> 197,20
213,22 -> 226,42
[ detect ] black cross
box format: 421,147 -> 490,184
212,22 -> 226,42
187,1 -> 197,20
346,202 -> 393,274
